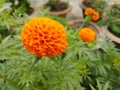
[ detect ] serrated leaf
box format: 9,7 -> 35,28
111,24 -> 120,33
103,81 -> 109,90
97,79 -> 102,90
90,84 -> 96,90
1,35 -> 11,45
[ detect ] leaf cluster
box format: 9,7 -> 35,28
83,0 -> 107,15
6,0 -> 33,15
0,8 -> 29,40
98,4 -> 120,35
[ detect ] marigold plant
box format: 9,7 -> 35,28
79,27 -> 96,42
21,17 -> 68,56
85,7 -> 100,21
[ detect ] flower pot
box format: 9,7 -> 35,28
102,4 -> 120,18
101,5 -> 120,44
26,6 -> 35,15
79,0 -> 88,10
68,19 -> 104,49
80,0 -> 107,16
48,5 -> 72,18
101,26 -> 120,44
68,19 -> 102,35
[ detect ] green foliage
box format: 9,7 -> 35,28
48,15 -> 67,26
0,29 -> 120,90
35,9 -> 68,28
83,0 -> 107,15
35,8 -> 67,26
90,79 -> 110,90
0,10 -> 16,38
110,23 -> 120,34
0,8 -> 29,39
65,27 -> 120,89
113,54 -> 120,71
0,8 -> 120,89
110,4 -> 120,18
6,0 -> 34,16
0,35 -> 85,90
48,0 -> 60,4
0,0 -> 6,8
105,13 -> 120,34
99,4 -> 120,35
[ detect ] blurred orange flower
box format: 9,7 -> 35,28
85,8 -> 100,21
79,27 -> 96,42
21,17 -> 68,56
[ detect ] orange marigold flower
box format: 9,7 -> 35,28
85,8 -> 100,21
79,27 -> 96,42
21,17 -> 68,56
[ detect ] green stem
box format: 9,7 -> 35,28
74,15 -> 92,37
49,57 -> 63,90
29,57 -> 41,71
79,15 -> 92,29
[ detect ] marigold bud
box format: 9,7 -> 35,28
79,27 -> 96,42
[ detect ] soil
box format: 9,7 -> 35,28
82,0 -> 91,7
26,5 -> 34,15
115,42 -> 120,49
45,2 -> 69,11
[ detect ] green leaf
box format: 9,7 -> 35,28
1,35 -> 11,45
67,82 -> 74,90
103,81 -> 109,90
97,79 -> 102,90
111,24 -> 120,34
90,84 -> 96,90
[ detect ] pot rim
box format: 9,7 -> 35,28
101,26 -> 120,44
68,19 -> 105,49
68,19 -> 102,34
48,5 -> 72,15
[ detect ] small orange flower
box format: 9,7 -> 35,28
21,17 -> 68,56
79,27 -> 96,42
85,8 -> 100,21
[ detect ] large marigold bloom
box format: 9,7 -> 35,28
85,8 -> 100,21
79,27 -> 96,42
21,17 -> 68,56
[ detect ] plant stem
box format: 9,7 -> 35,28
29,57 -> 41,71
74,15 -> 92,36
79,15 -> 92,29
